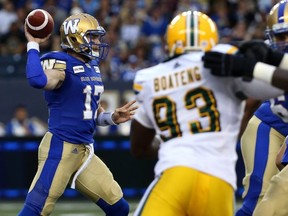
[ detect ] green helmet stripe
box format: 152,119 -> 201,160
193,12 -> 198,47
186,12 -> 192,48
186,11 -> 198,48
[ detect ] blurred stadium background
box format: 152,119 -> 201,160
0,0 -> 272,214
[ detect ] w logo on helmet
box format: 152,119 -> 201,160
62,18 -> 80,35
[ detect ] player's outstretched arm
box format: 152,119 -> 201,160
203,41 -> 288,91
96,100 -> 138,126
238,40 -> 288,68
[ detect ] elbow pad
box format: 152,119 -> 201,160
26,46 -> 47,89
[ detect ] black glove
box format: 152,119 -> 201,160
202,51 -> 257,79
238,40 -> 284,66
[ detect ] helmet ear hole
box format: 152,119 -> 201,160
71,37 -> 77,43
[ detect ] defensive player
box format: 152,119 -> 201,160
203,1 -> 288,215
130,10 -> 284,216
18,13 -> 137,216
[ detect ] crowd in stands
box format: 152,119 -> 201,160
0,0 -> 279,80
0,0 -> 279,137
0,104 -> 47,137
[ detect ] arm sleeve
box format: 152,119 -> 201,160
234,77 -> 284,100
26,42 -> 47,89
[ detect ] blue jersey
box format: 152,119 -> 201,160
40,51 -> 104,144
254,95 -> 288,136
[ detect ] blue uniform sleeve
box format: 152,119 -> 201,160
26,49 -> 47,89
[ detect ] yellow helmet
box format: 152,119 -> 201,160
166,11 -> 218,57
60,13 -> 109,60
266,0 -> 288,52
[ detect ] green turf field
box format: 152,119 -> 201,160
0,199 -> 139,216
0,199 -> 242,215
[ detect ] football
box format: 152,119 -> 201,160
25,9 -> 54,38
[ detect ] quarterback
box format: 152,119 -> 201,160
18,13 -> 137,216
130,10 -> 284,216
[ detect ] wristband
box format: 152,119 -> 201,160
96,112 -> 118,126
27,41 -> 40,52
253,62 -> 275,84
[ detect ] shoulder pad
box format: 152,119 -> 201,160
40,51 -> 67,70
40,51 -> 68,61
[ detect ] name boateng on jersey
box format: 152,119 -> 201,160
133,44 -> 284,189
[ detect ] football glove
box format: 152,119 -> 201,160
202,51 -> 257,79
238,40 -> 284,66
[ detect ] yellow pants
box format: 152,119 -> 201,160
134,166 -> 234,216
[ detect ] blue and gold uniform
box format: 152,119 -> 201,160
42,51 -> 103,144
18,13 -> 130,216
19,51 -> 126,216
236,1 -> 288,215
237,97 -> 288,216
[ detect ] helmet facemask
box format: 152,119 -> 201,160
266,28 -> 288,53
80,29 -> 109,60
266,0 -> 288,53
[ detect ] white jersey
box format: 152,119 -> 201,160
133,44 -> 284,189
